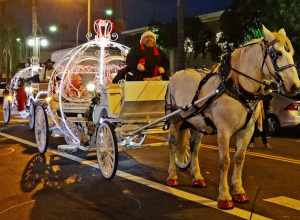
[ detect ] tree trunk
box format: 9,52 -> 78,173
176,0 -> 185,71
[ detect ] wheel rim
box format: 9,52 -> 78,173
3,98 -> 10,124
35,106 -> 47,153
28,102 -> 34,129
96,123 -> 117,179
175,148 -> 191,169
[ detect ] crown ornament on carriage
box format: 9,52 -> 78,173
94,19 -> 118,41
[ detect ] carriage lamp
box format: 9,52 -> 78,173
25,86 -> 33,93
86,82 -> 96,92
6,95 -> 13,102
46,96 -> 52,103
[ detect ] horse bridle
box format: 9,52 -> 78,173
231,39 -> 297,93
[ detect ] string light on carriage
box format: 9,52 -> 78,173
45,96 -> 52,103
25,86 -> 33,93
6,95 -> 13,102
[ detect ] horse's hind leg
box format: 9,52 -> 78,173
167,122 -> 182,186
231,124 -> 255,204
190,129 -> 206,187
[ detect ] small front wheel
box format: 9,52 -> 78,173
3,97 -> 11,124
35,105 -> 49,154
96,122 -> 118,180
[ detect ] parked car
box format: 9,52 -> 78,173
266,93 -> 300,135
0,82 -> 7,98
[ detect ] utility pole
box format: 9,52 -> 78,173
176,0 -> 185,71
86,0 -> 93,40
32,0 -> 39,63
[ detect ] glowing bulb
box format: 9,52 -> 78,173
40,39 -> 49,47
6,95 -> 13,102
25,86 -> 33,93
86,82 -> 96,92
46,96 -> 52,103
27,38 -> 35,47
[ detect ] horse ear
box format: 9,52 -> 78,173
279,28 -> 287,37
262,25 -> 275,42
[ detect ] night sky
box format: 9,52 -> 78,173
4,0 -> 233,44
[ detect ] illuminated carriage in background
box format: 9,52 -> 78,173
2,63 -> 48,128
34,19 -> 170,179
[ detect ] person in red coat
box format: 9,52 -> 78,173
113,31 -> 169,82
16,79 -> 27,112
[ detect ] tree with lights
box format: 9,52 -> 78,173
221,0 -> 300,60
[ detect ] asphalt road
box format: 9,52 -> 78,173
0,109 -> 300,220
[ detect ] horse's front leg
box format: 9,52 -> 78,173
167,122 -> 181,186
231,124 -> 254,203
190,129 -> 206,187
217,131 -> 234,209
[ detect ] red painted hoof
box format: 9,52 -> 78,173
232,194 -> 249,203
192,179 -> 207,188
218,200 -> 234,210
166,179 -> 179,187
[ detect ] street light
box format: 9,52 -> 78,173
105,9 -> 113,16
40,38 -> 49,47
27,38 -> 35,47
16,38 -> 21,43
49,25 -> 58,33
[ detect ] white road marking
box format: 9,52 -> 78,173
0,132 -> 271,220
264,196 -> 300,211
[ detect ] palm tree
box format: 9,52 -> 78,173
176,0 -> 185,71
0,0 -> 24,81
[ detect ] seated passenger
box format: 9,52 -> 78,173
65,74 -> 88,98
113,31 -> 169,83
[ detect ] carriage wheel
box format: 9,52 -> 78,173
28,101 -> 35,130
3,97 -> 11,125
35,105 -> 49,154
96,122 -> 118,180
175,148 -> 191,170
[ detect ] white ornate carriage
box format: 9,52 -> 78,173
34,19 -> 190,180
2,63 -> 48,128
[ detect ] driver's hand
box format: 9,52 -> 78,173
137,64 -> 146,72
158,67 -> 165,74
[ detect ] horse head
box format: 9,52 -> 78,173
263,25 -> 300,95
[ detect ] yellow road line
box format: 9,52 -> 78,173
146,135 -> 300,166
202,144 -> 300,165
264,196 -> 300,211
0,131 -> 271,220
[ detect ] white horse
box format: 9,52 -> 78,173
166,26 -> 300,209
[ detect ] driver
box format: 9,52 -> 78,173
113,31 -> 169,82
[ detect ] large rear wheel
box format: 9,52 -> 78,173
28,101 -> 35,130
96,122 -> 118,180
35,105 -> 49,154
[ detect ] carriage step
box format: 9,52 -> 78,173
57,145 -> 78,153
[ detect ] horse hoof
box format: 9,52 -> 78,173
167,179 -> 179,187
192,179 -> 207,188
232,194 -> 249,203
218,200 -> 234,210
